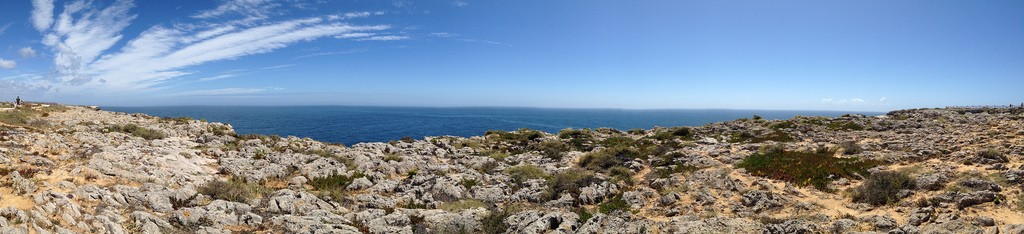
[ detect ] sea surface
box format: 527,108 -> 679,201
104,106 -> 883,145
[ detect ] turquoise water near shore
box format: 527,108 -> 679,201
105,106 -> 882,145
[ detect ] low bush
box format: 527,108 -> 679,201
0,109 -> 35,126
729,130 -> 794,143
736,148 -> 880,191
651,127 -> 693,140
652,152 -> 699,178
309,172 -> 366,191
546,169 -> 600,201
558,129 -> 594,151
198,178 -> 269,203
627,128 -> 646,135
599,136 -> 636,149
839,141 -> 863,155
532,140 -> 570,160
505,165 -> 548,184
598,195 -> 630,213
578,147 -> 641,172
105,124 -> 167,140
828,121 -> 864,131
852,171 -> 915,206
461,178 -> 478,190
769,121 -> 796,129
480,209 -> 511,234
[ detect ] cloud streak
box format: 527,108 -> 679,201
19,47 -> 39,58
171,87 -> 266,96
23,0 -> 395,94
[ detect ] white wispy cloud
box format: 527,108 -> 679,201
294,49 -> 367,59
356,35 -> 410,41
193,0 -> 279,20
0,23 -> 12,36
197,74 -> 237,81
30,0 -> 54,31
171,87 -> 266,96
452,1 -> 468,7
429,32 -> 458,38
880,97 -> 888,105
23,0 -> 395,94
0,59 -> 15,69
457,38 -> 508,46
19,47 -> 38,58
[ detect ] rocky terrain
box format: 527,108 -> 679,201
1,103 -> 1024,233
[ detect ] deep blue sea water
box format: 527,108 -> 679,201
104,106 -> 883,145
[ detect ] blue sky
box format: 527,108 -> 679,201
0,0 -> 1022,111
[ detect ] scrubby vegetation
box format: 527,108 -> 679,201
728,130 -> 795,143
828,121 -> 864,131
852,171 -> 915,206
579,147 -> 641,172
505,165 -> 548,184
598,195 -> 630,213
105,124 -> 167,140
309,172 -> 366,200
736,147 -> 880,191
198,178 -> 270,203
545,169 -> 600,201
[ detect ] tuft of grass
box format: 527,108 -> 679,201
578,146 -> 641,171
383,153 -> 403,162
851,171 -> 915,206
599,136 -> 636,149
105,124 -> 167,140
736,149 -> 880,191
309,172 -> 366,201
574,207 -> 594,223
439,199 -> 488,211
198,178 -> 270,203
461,178 -> 478,190
505,165 -> 548,184
828,121 -> 864,131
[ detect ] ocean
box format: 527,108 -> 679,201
104,106 -> 883,145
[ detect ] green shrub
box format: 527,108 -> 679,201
651,127 -> 693,140
533,140 -> 570,160
575,207 -> 594,223
608,166 -> 634,184
461,178 -> 478,190
558,129 -> 594,151
578,147 -> 641,172
309,173 -> 366,191
852,171 -> 915,206
162,116 -> 193,124
736,149 -> 880,191
729,130 -> 794,143
105,124 -> 167,140
828,121 -> 864,131
598,195 -> 630,213
652,152 -> 699,178
599,136 -> 636,149
769,121 -> 796,129
198,178 -> 269,203
480,209 -> 511,234
627,128 -> 646,135
546,169 -> 600,201
384,153 -> 403,162
0,108 -> 40,126
505,165 -> 548,184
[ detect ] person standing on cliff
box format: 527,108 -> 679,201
15,96 -> 21,107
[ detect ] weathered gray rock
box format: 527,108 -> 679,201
264,189 -> 336,215
741,190 -> 782,212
